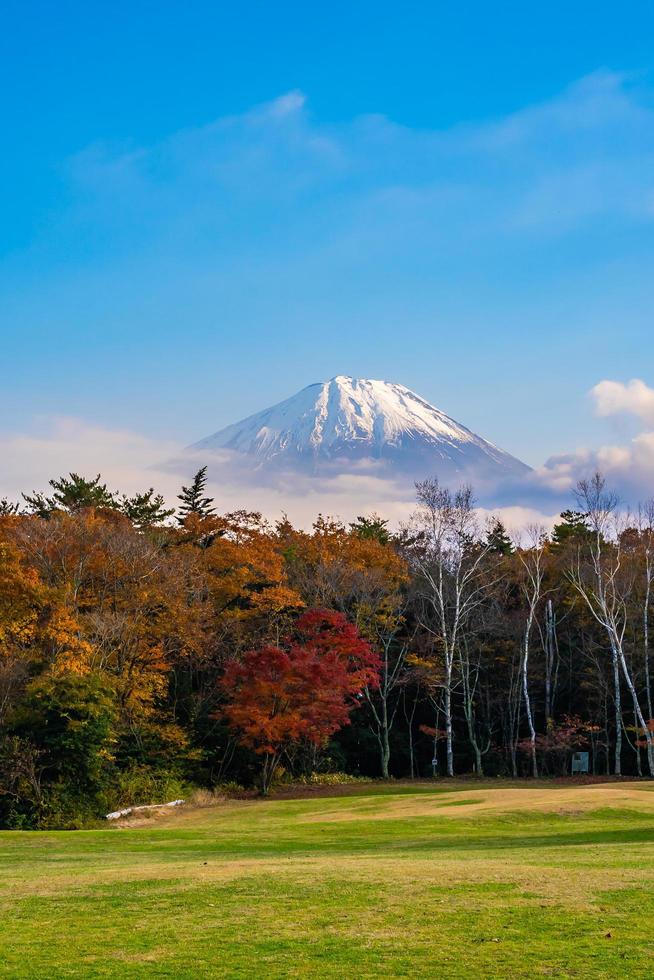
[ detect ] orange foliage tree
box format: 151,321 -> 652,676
0,521 -> 45,726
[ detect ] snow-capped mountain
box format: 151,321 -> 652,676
190,376 -> 530,486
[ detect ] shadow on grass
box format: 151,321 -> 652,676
22,820 -> 653,862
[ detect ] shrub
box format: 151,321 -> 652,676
108,765 -> 189,810
4,671 -> 116,827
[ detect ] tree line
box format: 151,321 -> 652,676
1,467 -> 653,827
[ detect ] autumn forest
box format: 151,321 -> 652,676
1,467 -> 654,828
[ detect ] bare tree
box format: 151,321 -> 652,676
570,473 -> 654,776
638,500 -> 654,723
363,615 -> 411,779
543,598 -> 559,724
402,681 -> 421,778
458,636 -> 491,774
515,525 -> 547,777
409,479 -> 494,776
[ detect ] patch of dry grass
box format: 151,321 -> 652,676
297,782 -> 654,821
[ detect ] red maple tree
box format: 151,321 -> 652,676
221,609 -> 380,792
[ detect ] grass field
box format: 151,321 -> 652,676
2,780 -> 654,978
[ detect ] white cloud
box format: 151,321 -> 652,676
475,505 -> 559,534
0,418 -> 183,504
516,377 -> 654,506
592,378 -> 654,425
534,417 -> 654,508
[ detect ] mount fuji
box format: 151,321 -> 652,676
190,376 -> 530,489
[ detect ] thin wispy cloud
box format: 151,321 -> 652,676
57,71 -> 654,253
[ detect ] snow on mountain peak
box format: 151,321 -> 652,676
190,376 -> 530,484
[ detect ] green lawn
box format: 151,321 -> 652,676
2,781 -> 654,978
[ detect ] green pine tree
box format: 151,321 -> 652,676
349,514 -> 391,545
120,489 -> 175,529
176,466 -> 216,524
551,510 -> 591,549
485,517 -> 514,556
22,473 -> 117,516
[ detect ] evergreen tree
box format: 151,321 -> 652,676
0,498 -> 20,517
23,473 -> 117,516
349,514 -> 391,545
176,466 -> 216,524
551,509 -> 591,549
120,489 -> 175,529
485,517 -> 513,556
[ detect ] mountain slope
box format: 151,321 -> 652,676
190,376 -> 530,484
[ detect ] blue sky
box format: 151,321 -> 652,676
2,0 -> 654,500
